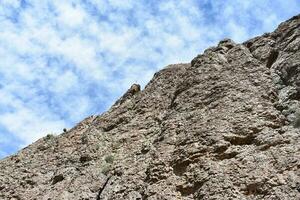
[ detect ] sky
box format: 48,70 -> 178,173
0,0 -> 299,158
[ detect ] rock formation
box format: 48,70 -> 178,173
1,15 -> 300,200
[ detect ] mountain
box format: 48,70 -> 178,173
1,15 -> 300,200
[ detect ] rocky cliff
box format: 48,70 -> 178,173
1,15 -> 300,200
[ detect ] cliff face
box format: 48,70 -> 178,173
1,15 -> 300,200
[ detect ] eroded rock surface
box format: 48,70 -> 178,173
1,15 -> 300,200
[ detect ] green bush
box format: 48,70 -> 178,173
293,113 -> 300,128
81,134 -> 88,144
105,154 -> 114,164
95,144 -> 101,150
45,134 -> 55,140
101,164 -> 111,175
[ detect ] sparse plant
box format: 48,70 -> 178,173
101,163 -> 111,175
95,144 -> 101,150
45,134 -> 55,140
293,112 -> 300,128
81,134 -> 88,144
105,154 -> 114,164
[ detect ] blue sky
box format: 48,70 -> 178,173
0,0 -> 299,158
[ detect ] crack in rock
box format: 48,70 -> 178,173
96,176 -> 111,200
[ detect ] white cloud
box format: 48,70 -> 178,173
226,20 -> 248,42
1,0 -> 20,7
50,70 -> 79,94
108,0 -> 134,10
0,108 -> 66,144
55,3 -> 87,27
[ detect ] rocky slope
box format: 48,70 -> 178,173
1,15 -> 300,200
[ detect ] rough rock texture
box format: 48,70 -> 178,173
1,15 -> 300,200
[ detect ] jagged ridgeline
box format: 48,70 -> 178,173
1,15 -> 300,200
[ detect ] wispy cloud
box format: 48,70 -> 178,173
0,0 -> 299,158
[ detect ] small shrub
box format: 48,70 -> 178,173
95,144 -> 101,150
101,164 -> 111,175
45,134 -> 55,140
81,134 -> 88,144
105,154 -> 114,164
293,113 -> 300,128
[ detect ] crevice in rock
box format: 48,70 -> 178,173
80,155 -> 92,163
96,176 -> 111,200
224,134 -> 256,146
216,151 -> 239,160
213,144 -> 229,154
169,78 -> 201,109
102,117 -> 128,132
243,182 -> 268,196
245,41 -> 253,49
52,174 -> 64,185
266,50 -> 279,68
169,88 -> 185,108
172,160 -> 191,176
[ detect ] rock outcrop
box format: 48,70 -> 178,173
1,15 -> 300,200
